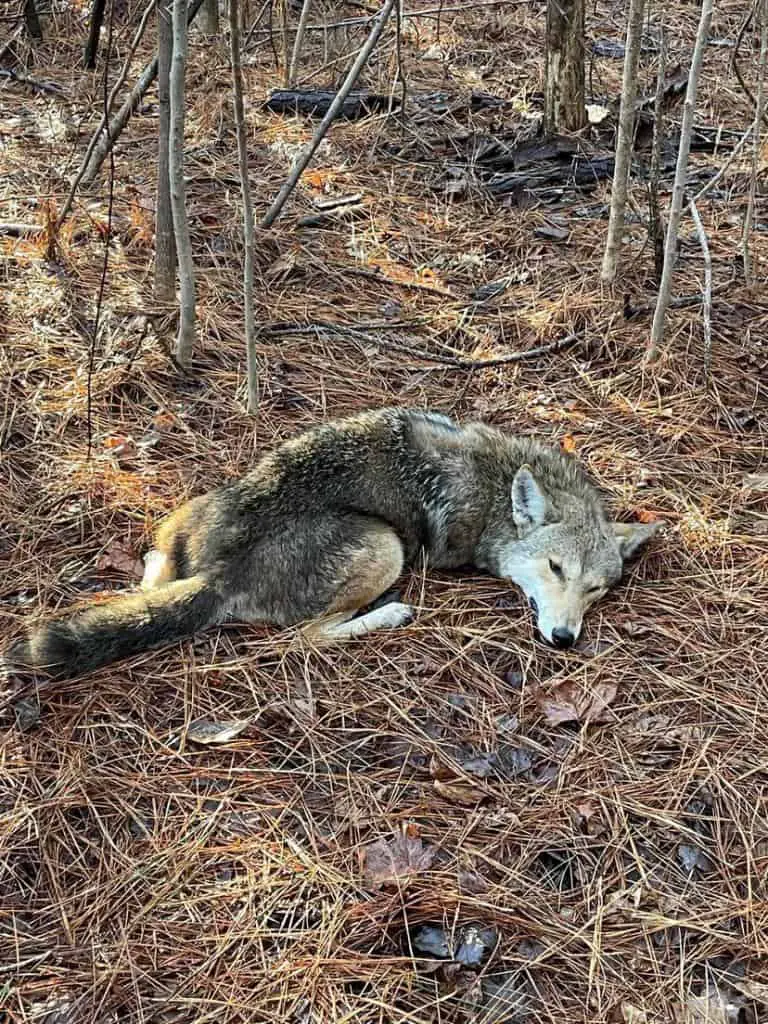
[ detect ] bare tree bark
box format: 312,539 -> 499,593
545,0 -> 586,133
24,0 -> 43,39
197,0 -> 219,34
601,0 -> 646,282
84,0 -> 107,67
155,0 -> 177,302
688,198 -> 712,378
647,24 -> 667,282
169,0 -> 196,366
646,0 -> 713,363
229,0 -> 259,413
288,0 -> 312,85
78,0 -> 206,188
743,0 -> 767,284
261,0 -> 396,228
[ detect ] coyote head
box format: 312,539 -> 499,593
498,463 -> 662,649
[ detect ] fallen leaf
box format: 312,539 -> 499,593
412,925 -> 451,958
495,712 -> 519,734
586,101 -> 612,123
681,985 -> 743,1024
97,540 -> 145,579
434,778 -> 487,805
636,509 -> 662,524
185,718 -> 251,745
152,410 -> 177,430
458,869 -> 490,894
622,1003 -> 660,1024
461,753 -> 498,778
362,833 -> 436,889
479,972 -> 529,1023
538,681 -> 618,725
456,925 -> 498,966
730,978 -> 768,1005
677,843 -> 714,873
560,433 -> 577,453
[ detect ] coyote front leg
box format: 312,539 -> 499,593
302,521 -> 414,641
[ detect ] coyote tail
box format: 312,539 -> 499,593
6,576 -> 222,679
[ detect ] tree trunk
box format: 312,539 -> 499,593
169,0 -> 196,366
742,0 -> 767,284
287,0 -> 312,86
155,0 -> 177,302
545,0 -> 585,133
24,0 -> 43,39
601,0 -> 646,282
197,0 -> 219,34
84,0 -> 107,67
647,0 -> 714,363
229,0 -> 259,413
648,24 -> 667,283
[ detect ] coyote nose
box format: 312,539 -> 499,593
551,628 -> 575,650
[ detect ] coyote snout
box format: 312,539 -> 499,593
496,465 -> 662,649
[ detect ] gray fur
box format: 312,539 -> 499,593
5,407 -> 662,677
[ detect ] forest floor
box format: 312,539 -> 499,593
1,0 -> 767,1021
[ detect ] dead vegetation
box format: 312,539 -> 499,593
1,0 -> 767,1021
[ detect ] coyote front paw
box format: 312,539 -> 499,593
369,601 -> 416,630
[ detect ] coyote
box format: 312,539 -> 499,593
6,408 -> 661,678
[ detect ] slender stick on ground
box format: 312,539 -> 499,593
688,198 -> 712,379
155,0 -> 177,302
647,22 -> 667,282
287,0 -> 312,85
601,0 -> 646,283
169,0 -> 196,367
76,0 -> 206,191
260,0 -> 397,228
646,0 -> 714,363
742,0 -> 767,284
229,0 -> 259,413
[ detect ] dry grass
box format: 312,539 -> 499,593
1,0 -> 768,1021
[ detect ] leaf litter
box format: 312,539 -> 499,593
2,0 -> 767,1019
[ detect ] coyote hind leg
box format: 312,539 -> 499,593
302,521 -> 413,642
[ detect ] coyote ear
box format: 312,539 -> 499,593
512,465 -> 549,530
612,520 -> 664,561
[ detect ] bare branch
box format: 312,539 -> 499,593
74,0 -> 207,194
647,22 -> 667,282
260,0 -> 397,228
742,0 -> 767,284
688,198 -> 712,379
169,0 -> 196,366
154,0 -> 177,302
229,0 -> 260,413
646,0 -> 713,363
601,0 -> 646,283
287,0 -> 312,86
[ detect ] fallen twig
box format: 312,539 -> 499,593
0,66 -> 66,94
265,322 -> 584,368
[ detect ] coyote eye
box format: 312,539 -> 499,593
586,585 -> 602,596
549,559 -> 563,578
